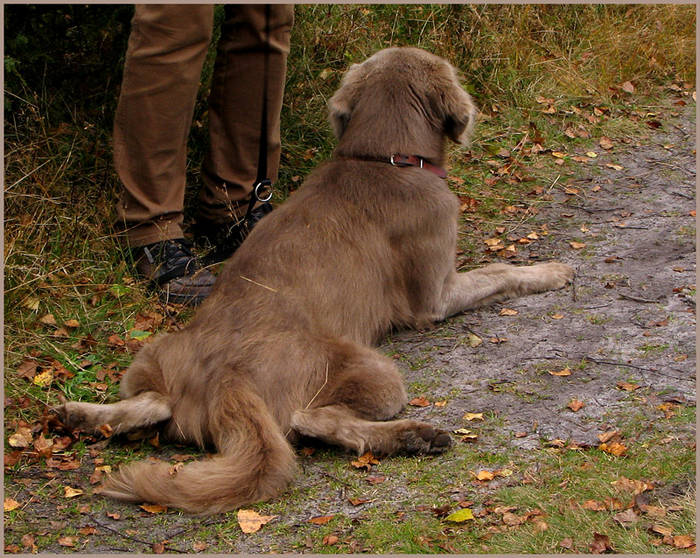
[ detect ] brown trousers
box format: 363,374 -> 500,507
113,4 -> 294,247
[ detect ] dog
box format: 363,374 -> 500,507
55,47 -> 574,514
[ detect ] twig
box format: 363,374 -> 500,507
239,275 -> 278,293
670,190 -> 694,200
618,292 -> 664,304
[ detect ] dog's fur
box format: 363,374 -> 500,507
57,48 -> 573,514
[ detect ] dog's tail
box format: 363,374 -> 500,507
100,387 -> 297,514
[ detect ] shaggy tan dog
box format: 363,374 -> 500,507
56,47 -> 574,514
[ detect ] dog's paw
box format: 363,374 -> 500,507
523,262 -> 575,292
51,401 -> 94,432
398,422 -> 452,455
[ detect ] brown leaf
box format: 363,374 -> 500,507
549,367 -> 572,377
9,426 -> 33,448
568,399 -> 585,412
616,382 -> 640,392
192,541 -> 208,552
583,499 -> 607,511
17,359 -> 39,380
348,497 -> 370,506
613,508 -> 639,527
650,524 -> 673,537
237,509 -> 277,533
106,512 -> 121,520
559,537 -> 574,550
308,515 -> 335,525
598,430 -> 620,443
322,534 -> 339,546
499,308 -> 518,316
621,81 -> 635,94
474,470 -> 495,481
40,313 -> 57,326
58,536 -> 77,547
589,532 -> 613,554
64,319 -> 80,328
408,396 -> 431,407
152,542 -> 166,554
671,535 -> 695,549
21,534 -> 37,552
611,477 -> 653,495
366,475 -> 386,484
78,526 -> 98,536
33,435 -> 54,458
569,241 -> 586,250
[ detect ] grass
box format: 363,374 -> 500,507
4,3 -> 696,554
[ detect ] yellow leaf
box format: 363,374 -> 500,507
445,508 -> 475,522
475,470 -> 495,481
549,367 -> 572,377
4,498 -> 21,511
434,400 -> 447,407
140,504 -> 168,514
526,232 -> 539,240
484,237 -> 502,246
467,333 -> 483,348
605,163 -> 623,171
32,369 -> 53,388
463,412 -> 484,421
9,427 -> 33,448
551,151 -> 567,159
551,313 -> 564,320
499,308 -> 518,316
237,509 -> 277,533
63,486 -> 84,498
586,151 -> 598,158
22,296 -> 40,311
495,468 -> 513,477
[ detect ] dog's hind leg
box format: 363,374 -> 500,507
290,341 -> 451,456
54,391 -> 171,435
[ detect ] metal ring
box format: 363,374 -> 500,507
254,181 -> 273,202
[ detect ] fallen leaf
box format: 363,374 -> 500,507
590,532 -> 613,554
494,468 -> 513,477
152,542 -> 165,554
598,430 -> 619,443
192,541 -> 208,552
8,426 -> 33,448
308,515 -> 335,525
348,497 -> 370,506
366,475 -> 386,484
671,535 -> 695,549
560,537 -> 574,550
58,536 -> 77,547
32,369 -> 53,388
140,504 -> 168,514
21,534 -> 37,552
78,526 -> 98,536
499,308 -> 518,316
599,441 -> 627,456
4,498 -> 21,512
650,524 -> 673,537
106,512 -> 121,520
533,519 -> 548,532
351,451 -> 380,471
409,396 -> 431,407
611,477 -> 653,495
568,399 -> 585,412
34,435 -> 54,458
489,337 -> 508,344
605,163 -> 623,171
64,319 -> 80,328
323,535 -> 339,546
63,486 -> 84,498
551,313 -> 564,320
569,241 -> 586,250
237,509 -> 277,533
445,508 -> 475,522
586,151 -> 598,158
616,382 -> 640,392
613,508 -> 639,527
40,313 -> 57,326
549,367 -> 572,377
467,333 -> 483,347
474,470 -> 495,481
463,412 -> 484,421
583,499 -> 607,511
552,151 -> 567,159
621,81 -> 635,93
434,400 -> 447,407
502,511 -> 524,526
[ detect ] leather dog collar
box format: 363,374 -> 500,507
388,153 -> 447,179
341,153 -> 447,179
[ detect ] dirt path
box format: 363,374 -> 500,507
394,103 -> 696,450
4,105 -> 695,554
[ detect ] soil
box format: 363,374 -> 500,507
4,104 -> 695,554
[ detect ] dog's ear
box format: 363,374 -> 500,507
440,67 -> 478,145
328,63 -> 363,139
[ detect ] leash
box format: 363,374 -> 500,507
244,4 -> 274,228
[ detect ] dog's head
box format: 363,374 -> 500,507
328,47 -> 477,152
